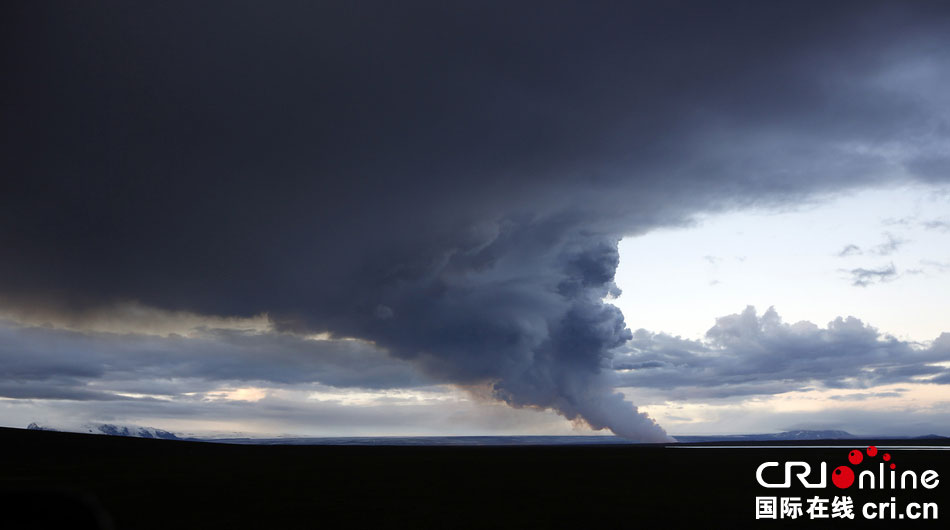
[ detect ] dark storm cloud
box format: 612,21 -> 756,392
847,263 -> 898,286
2,1 -> 950,439
0,320 -> 430,400
0,382 -> 147,401
614,306 -> 950,399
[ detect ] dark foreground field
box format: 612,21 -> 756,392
1,427 -> 947,529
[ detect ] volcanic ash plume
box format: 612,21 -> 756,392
351,219 -> 672,442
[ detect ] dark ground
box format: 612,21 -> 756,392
1,427 -> 946,529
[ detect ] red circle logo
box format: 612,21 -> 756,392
832,465 -> 854,489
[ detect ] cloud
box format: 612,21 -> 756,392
871,232 -> 907,256
614,306 -> 950,400
882,217 -> 914,227
1,384 -> 587,437
839,233 -> 908,259
847,263 -> 898,286
2,3 -> 950,439
922,219 -> 950,232
0,320 -> 431,400
838,244 -> 863,257
827,391 -> 904,401
922,260 -> 950,273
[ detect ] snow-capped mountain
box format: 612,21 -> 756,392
27,422 -> 181,440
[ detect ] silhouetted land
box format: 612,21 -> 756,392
1,427 -> 947,529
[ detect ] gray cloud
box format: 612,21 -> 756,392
827,391 -> 903,401
0,320 -> 431,400
0,382 -> 149,402
3,385 -> 585,438
847,263 -> 899,286
872,232 -> 907,256
882,217 -> 914,227
614,306 -> 950,399
838,244 -> 863,257
922,218 -> 950,232
838,233 -> 911,259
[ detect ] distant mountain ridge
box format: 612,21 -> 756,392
27,422 -> 181,440
673,429 -> 856,443
22,424 -> 948,444
210,430 -> 863,445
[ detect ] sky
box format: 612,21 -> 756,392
1,1 -> 949,439
613,182 -> 950,435
615,183 -> 950,342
